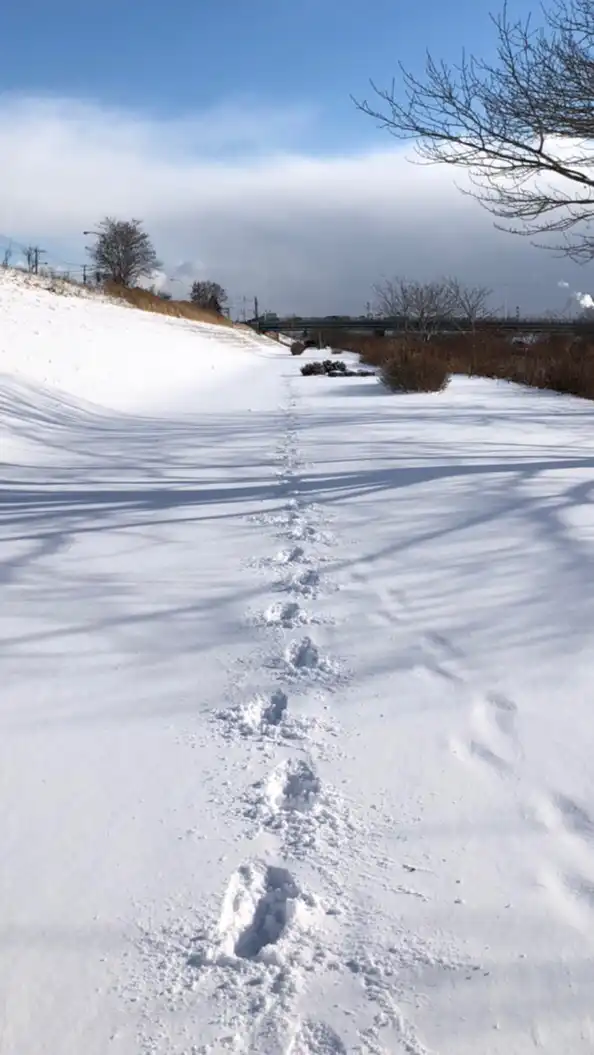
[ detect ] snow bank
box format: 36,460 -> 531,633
0,268 -> 278,412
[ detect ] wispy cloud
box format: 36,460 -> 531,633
1,93 -> 590,314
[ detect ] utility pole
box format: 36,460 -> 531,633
254,296 -> 259,326
33,247 -> 45,274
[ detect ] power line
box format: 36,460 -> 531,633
0,231 -> 88,277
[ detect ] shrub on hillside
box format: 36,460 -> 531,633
190,280 -> 228,314
380,351 -> 450,393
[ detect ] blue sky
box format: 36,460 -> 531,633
0,0 -> 533,151
0,0 -> 585,316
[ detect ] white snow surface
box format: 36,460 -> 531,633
2,271 -> 594,1054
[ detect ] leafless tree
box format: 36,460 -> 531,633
354,0 -> 594,261
190,280 -> 228,314
87,218 -> 160,287
2,243 -> 12,268
372,276 -> 460,334
446,278 -> 494,329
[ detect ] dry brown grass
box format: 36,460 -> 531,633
104,283 -> 234,326
330,330 -> 594,401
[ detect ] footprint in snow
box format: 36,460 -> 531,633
213,690 -> 330,745
214,690 -> 288,739
282,637 -> 338,677
193,860 -> 317,967
245,757 -> 348,858
252,600 -> 312,629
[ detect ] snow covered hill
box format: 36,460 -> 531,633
2,269 -> 594,1054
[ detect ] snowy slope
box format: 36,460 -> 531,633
2,270 -> 594,1054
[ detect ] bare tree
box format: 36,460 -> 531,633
190,280 -> 228,314
2,243 -> 12,268
354,0 -> 594,261
446,278 -> 494,329
87,218 -> 160,287
372,276 -> 459,335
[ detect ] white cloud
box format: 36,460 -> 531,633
0,93 -> 590,315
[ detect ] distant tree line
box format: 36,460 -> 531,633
371,276 -> 494,335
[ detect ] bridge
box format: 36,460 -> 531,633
249,315 -> 594,337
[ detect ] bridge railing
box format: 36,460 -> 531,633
249,315 -> 594,335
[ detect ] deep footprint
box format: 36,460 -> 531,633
274,636 -> 342,683
265,758 -> 321,816
230,863 -> 300,961
246,757 -> 349,856
277,546 -> 310,565
292,568 -> 321,590
214,690 -> 288,738
263,689 -> 289,726
283,759 -> 321,809
287,636 -> 322,670
258,601 -> 310,628
280,567 -> 329,598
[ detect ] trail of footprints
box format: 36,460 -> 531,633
418,629 -> 521,778
144,381 -> 594,1049
528,789 -> 594,926
151,381 -> 594,1049
145,383 -> 534,1051
431,631 -> 594,932
186,386 -> 454,1052
193,381 -> 358,1051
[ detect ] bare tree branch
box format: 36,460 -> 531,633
372,276 -> 461,334
354,0 -> 594,260
445,277 -> 494,328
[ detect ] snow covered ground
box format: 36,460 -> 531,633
2,271 -> 594,1054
